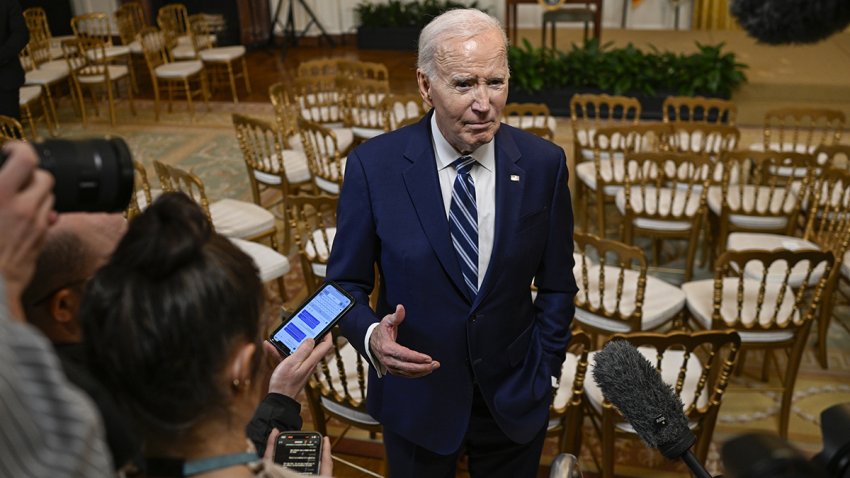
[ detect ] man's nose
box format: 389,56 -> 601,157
471,84 -> 491,111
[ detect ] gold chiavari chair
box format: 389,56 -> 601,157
71,12 -> 137,92
288,194 -> 338,294
63,37 -> 136,126
0,115 -> 26,142
22,38 -> 69,130
547,331 -> 591,456
618,152 -> 714,281
115,1 -> 147,89
338,76 -> 391,143
153,160 -> 289,295
501,102 -> 556,140
573,231 -> 686,347
754,108 -> 846,157
138,26 -> 208,121
298,118 -> 346,196
570,93 -> 641,163
662,95 -> 737,125
18,85 -> 53,139
682,249 -> 835,439
156,3 -> 194,59
189,14 -> 250,103
381,92 -> 428,131
297,57 -> 341,78
578,123 -> 672,235
584,330 -> 741,478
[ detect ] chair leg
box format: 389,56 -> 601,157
21,104 -> 37,139
183,78 -> 195,121
127,76 -> 136,117
816,293 -> 835,369
107,80 -> 116,126
43,84 -> 60,131
241,56 -> 251,94
153,80 -> 161,121
226,61 -> 238,103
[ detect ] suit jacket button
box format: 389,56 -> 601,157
470,314 -> 477,322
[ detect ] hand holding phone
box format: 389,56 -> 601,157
268,281 -> 354,357
263,334 -> 333,398
273,431 -> 323,474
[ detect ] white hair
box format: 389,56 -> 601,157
417,8 -> 508,79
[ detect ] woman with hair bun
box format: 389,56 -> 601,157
81,192 -> 333,477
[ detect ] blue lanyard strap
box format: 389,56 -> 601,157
145,452 -> 259,477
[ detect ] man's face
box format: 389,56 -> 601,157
417,28 -> 509,154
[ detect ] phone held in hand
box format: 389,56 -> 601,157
273,431 -> 322,474
269,281 -> 354,356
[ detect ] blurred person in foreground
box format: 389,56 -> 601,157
326,8 -> 576,477
80,192 -> 334,477
0,140 -> 113,476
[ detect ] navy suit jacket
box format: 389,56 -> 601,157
326,112 -> 577,454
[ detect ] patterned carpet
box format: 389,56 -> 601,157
39,101 -> 850,477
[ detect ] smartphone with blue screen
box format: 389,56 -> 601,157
268,281 -> 354,356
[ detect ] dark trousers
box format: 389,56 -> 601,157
0,88 -> 20,120
383,386 -> 548,478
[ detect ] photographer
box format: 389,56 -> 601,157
0,141 -> 113,476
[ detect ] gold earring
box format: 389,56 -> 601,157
232,378 -> 240,388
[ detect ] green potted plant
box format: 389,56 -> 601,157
355,0 -> 481,50
507,39 -> 748,118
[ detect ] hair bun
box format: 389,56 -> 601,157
120,192 -> 212,279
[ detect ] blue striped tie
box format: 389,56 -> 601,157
449,156 -> 478,299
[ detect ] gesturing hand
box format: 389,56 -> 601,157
369,304 -> 440,378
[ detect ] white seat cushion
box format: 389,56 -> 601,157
171,44 -> 196,60
314,158 -> 346,195
25,67 -> 67,85
19,85 -> 41,104
227,237 -> 290,282
707,185 -> 796,230
155,60 -> 203,78
615,187 -> 701,231
727,232 -> 827,287
78,65 -> 129,84
584,348 -> 706,433
210,198 -> 275,239
252,149 -> 311,186
128,40 -> 143,55
575,158 -> 626,196
575,265 -> 686,332
330,127 -> 354,153
86,45 -> 131,61
199,45 -> 245,62
314,341 -> 379,426
682,278 -> 797,342
504,115 -> 557,135
39,59 -> 70,72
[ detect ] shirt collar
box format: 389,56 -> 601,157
430,114 -> 495,172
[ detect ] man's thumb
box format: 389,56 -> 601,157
385,304 -> 405,327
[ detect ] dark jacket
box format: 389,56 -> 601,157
0,0 -> 27,90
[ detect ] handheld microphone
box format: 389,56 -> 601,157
730,0 -> 850,45
592,340 -> 712,478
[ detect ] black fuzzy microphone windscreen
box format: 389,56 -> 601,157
730,0 -> 850,45
592,340 -> 695,460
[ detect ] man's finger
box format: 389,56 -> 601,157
263,428 -> 280,461
288,337 -> 316,363
0,143 -> 38,194
383,304 -> 405,327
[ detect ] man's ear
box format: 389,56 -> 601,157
48,288 -> 83,338
416,69 -> 433,108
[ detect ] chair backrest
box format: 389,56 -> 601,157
662,96 -> 737,125
71,13 -> 113,45
297,118 -> 345,191
337,76 -> 390,131
187,14 -> 216,52
0,115 -> 25,142
570,93 -> 641,160
127,160 -> 154,219
711,248 -> 835,333
717,151 -> 817,229
114,2 -> 147,46
814,144 -> 850,171
137,26 -> 170,71
23,7 -> 51,43
601,330 -> 742,463
65,37 -> 112,82
231,112 -> 292,199
621,151 -> 713,222
268,82 -> 300,148
804,167 -> 850,258
287,194 -> 338,293
157,3 -> 190,40
502,102 -> 555,140
667,123 -> 740,158
763,108 -> 846,153
574,231 -> 649,333
549,330 -> 591,455
152,160 -> 212,223
592,123 -> 672,156
290,76 -> 344,125
380,93 -> 427,131
297,57 -> 341,78
23,37 -> 52,71
337,59 -> 389,84
305,325 -> 381,436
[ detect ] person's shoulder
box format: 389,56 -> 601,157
349,120 -> 426,164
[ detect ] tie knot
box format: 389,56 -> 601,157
452,156 -> 476,175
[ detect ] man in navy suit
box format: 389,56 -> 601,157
326,8 -> 577,477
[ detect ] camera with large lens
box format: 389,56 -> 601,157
1,137 -> 135,213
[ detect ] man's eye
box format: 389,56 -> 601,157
488,80 -> 505,87
455,81 -> 472,90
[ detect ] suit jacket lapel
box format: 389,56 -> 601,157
402,113 -> 469,300
473,127 -> 524,311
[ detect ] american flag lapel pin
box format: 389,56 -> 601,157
510,174 -> 520,182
